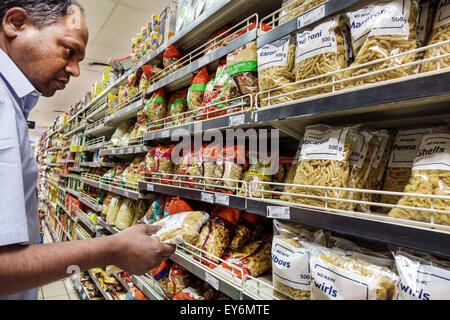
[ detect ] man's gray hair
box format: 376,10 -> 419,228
0,0 -> 85,30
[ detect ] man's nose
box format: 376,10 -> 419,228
65,60 -> 81,78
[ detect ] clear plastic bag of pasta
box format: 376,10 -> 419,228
186,67 -> 209,122
278,0 -> 328,25
105,196 -> 123,226
421,0 -> 450,72
341,0 -> 419,90
220,145 -> 248,193
202,143 -> 224,191
378,128 -> 432,213
290,125 -> 356,210
257,35 -> 296,107
166,264 -> 191,297
176,144 -> 203,189
307,244 -> 399,300
294,15 -> 350,100
272,220 -> 327,300
147,88 -> 167,130
153,144 -> 175,184
152,211 -> 210,245
114,199 -> 137,230
280,143 -> 301,202
228,212 -> 262,252
388,132 -> 450,225
238,157 -> 273,198
130,199 -> 149,226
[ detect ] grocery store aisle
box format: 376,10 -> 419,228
37,222 -> 81,301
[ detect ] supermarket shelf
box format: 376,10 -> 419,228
99,182 -> 142,201
80,176 -> 100,189
257,0 -> 365,48
83,137 -> 105,152
131,276 -> 167,301
66,188 -> 79,197
68,167 -> 81,173
85,121 -> 115,137
104,96 -> 145,126
86,101 -> 108,121
44,218 -> 59,243
64,123 -> 86,137
60,159 -> 75,164
75,209 -> 98,234
78,193 -> 103,213
80,161 -> 116,168
96,217 -> 120,235
88,270 -> 114,300
140,181 -> 247,210
73,278 -> 91,301
46,163 -> 63,167
100,144 -> 148,157
68,103 -> 91,123
60,173 -> 70,178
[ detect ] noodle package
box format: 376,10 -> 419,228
388,131 -> 450,225
146,88 -> 167,130
187,67 -> 209,121
422,0 -> 450,72
279,0 -> 328,25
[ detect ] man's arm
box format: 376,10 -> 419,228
0,224 -> 175,296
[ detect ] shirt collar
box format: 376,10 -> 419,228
0,48 -> 41,101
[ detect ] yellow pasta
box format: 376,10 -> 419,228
279,0 -> 328,25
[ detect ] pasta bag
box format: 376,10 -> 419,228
290,125 -> 356,210
388,131 -> 450,225
154,144 -> 175,184
130,199 -> 149,226
280,142 -> 302,202
239,156 -> 274,198
421,0 -> 450,72
177,144 -> 204,189
257,35 -> 296,107
416,0 -> 438,49
166,264 -> 191,297
293,15 -> 350,100
101,193 -> 114,220
202,143 -> 224,191
146,88 -> 167,130
278,0 -> 328,25
114,199 -> 137,230
163,44 -> 184,74
221,144 -> 248,193
186,67 -> 209,121
378,128 -> 431,213
228,212 -> 262,252
341,0 -> 419,89
167,88 -> 188,127
105,196 -> 123,226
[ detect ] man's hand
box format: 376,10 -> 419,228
108,224 -> 176,275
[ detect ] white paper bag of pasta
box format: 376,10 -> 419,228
393,251 -> 450,300
342,0 -> 419,89
294,15 -> 350,99
388,131 -> 450,225
257,35 -> 296,107
422,0 -> 450,72
152,211 -> 210,245
307,245 -> 399,300
291,124 -> 357,210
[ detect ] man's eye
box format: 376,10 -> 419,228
66,48 -> 75,57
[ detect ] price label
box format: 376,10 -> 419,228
147,184 -> 154,192
198,55 -> 209,67
229,114 -> 245,127
124,191 -> 130,198
215,193 -> 229,206
297,4 -> 326,29
119,148 -> 125,154
160,130 -> 170,138
201,192 -> 214,204
267,206 -> 291,220
127,147 -> 133,154
205,273 -> 220,291
135,146 -> 142,153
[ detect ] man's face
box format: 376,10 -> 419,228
10,6 -> 89,97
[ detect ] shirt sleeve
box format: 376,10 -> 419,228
0,94 -> 30,246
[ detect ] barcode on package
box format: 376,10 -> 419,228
267,206 -> 291,219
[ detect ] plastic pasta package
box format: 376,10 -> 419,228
239,157 -> 274,198
195,206 -> 240,267
388,131 -> 450,225
307,245 -> 399,300
393,250 -> 450,300
280,143 -> 301,202
203,25 -> 231,56
110,121 -> 133,147
228,212 -> 262,252
290,125 -> 356,210
152,211 -> 210,245
173,280 -> 216,300
294,15 -> 350,100
422,0 -> 450,72
222,234 -> 273,279
258,35 -> 296,107
130,199 -> 149,226
272,156 -> 294,199
142,198 -> 164,224
113,198 -> 136,229
153,145 -> 175,184
341,0 -> 419,89
146,88 -> 167,130
279,0 -> 328,25
202,143 -> 224,190
187,67 -> 209,121
152,261 -> 171,292
416,0 -> 438,49
101,193 -> 114,220
356,130 -> 393,213
176,145 -> 204,189
144,147 -> 157,179
379,128 -> 432,213
272,220 -> 327,300
163,44 -> 184,75
166,264 -> 191,297
220,144 -> 247,193
227,41 -> 259,106
166,88 -> 188,127
105,196 -> 123,226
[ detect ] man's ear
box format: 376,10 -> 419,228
2,8 -> 31,39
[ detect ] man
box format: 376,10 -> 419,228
0,0 -> 175,300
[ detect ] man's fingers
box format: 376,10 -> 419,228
145,224 -> 162,235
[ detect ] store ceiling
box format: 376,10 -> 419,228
28,0 -> 170,144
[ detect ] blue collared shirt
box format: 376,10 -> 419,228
0,48 -> 41,300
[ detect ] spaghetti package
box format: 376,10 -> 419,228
272,220 -> 327,300
422,0 -> 450,72
163,44 -> 184,74
290,125 -> 356,210
393,250 -> 450,300
228,212 -> 262,252
152,211 -> 210,245
167,88 -> 188,127
146,88 -> 167,130
294,15 -> 350,100
379,128 -> 431,213
279,0 -> 328,25
187,67 -> 209,121
195,206 -> 240,267
227,41 -> 259,106
342,0 -> 419,89
202,143 -> 224,190
356,130 -> 393,213
105,196 -> 123,226
307,245 -> 399,300
166,264 -> 191,296
115,199 -> 137,230
257,35 -> 296,107
221,145 -> 247,193
130,199 -> 149,226
388,131 -> 450,225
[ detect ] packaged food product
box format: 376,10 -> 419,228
138,65 -> 154,93
307,245 -> 399,300
143,198 -> 164,224
379,128 -> 431,213
110,121 -> 133,147
177,144 -> 204,189
146,88 -> 167,130
187,67 -> 209,121
105,196 -> 123,226
194,0 -> 222,19
228,212 -> 262,251
157,1 -> 178,47
152,211 -> 210,245
202,143 -> 224,190
176,0 -> 196,34
152,14 -> 160,33
152,261 -> 171,291
227,41 -> 259,106
166,264 -> 191,296
144,147 -> 157,179
164,197 -> 193,216
290,125 -> 356,210
101,193 -> 114,220
279,0 -> 328,25
393,250 -> 450,300
221,144 -> 247,193
422,0 -> 450,72
280,143 -> 302,202
173,280 -> 216,300
342,0 -> 419,89
114,199 -> 137,229
204,25 -> 231,56
258,35 -> 296,107
416,0 -> 438,48
195,206 -> 240,267
294,15 -> 350,100
153,144 -> 175,184
163,44 -> 184,74
239,156 -> 274,198
167,88 -> 188,127
223,234 -> 273,278
130,199 -> 149,226
388,131 -> 450,225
